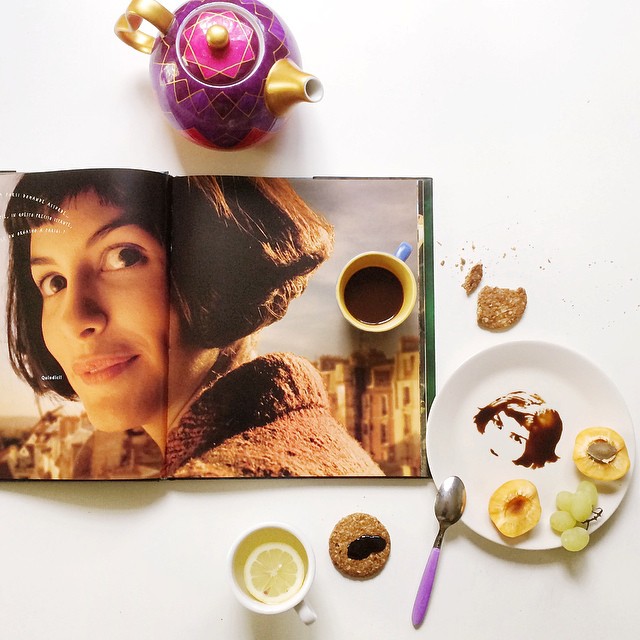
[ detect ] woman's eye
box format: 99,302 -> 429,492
39,274 -> 67,297
103,245 -> 147,271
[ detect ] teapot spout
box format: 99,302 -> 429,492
265,59 -> 324,117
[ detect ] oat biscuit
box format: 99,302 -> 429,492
477,286 -> 527,330
462,263 -> 483,295
329,512 -> 390,579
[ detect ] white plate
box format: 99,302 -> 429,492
426,341 -> 635,550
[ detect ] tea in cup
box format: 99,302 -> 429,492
228,522 -> 317,625
336,242 -> 417,332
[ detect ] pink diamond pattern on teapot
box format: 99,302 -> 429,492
180,9 -> 259,84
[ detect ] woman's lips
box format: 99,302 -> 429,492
73,354 -> 139,385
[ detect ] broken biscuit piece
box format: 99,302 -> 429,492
462,263 -> 483,295
477,286 -> 527,330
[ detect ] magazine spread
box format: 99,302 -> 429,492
0,170 -> 434,480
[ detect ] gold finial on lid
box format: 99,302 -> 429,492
206,24 -> 230,50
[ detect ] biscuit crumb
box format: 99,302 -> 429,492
329,513 -> 390,579
462,263 -> 483,295
477,286 -> 527,330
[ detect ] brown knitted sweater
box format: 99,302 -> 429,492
164,352 -> 384,478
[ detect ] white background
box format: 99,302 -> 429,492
1,1 -> 639,638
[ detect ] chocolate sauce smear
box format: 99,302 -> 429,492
347,535 -> 387,560
474,391 -> 563,469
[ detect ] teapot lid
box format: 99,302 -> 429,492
177,2 -> 263,87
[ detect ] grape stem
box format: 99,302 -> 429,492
582,507 -> 603,530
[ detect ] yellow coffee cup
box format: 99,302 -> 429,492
336,242 -> 417,332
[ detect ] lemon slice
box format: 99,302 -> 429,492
243,542 -> 305,604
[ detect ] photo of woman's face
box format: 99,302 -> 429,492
29,191 -> 170,433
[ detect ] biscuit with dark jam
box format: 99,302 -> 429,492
329,513 -> 390,579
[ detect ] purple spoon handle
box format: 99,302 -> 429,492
411,546 -> 441,626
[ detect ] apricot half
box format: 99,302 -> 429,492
488,479 -> 542,538
573,427 -> 630,481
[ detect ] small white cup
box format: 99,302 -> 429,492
228,522 -> 317,625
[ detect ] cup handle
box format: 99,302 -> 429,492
394,242 -> 413,262
294,599 -> 317,625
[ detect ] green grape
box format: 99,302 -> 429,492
560,526 -> 590,551
569,491 -> 593,522
556,490 -> 574,512
576,480 -> 598,507
550,510 -> 576,532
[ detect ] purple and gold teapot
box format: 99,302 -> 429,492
115,0 -> 323,149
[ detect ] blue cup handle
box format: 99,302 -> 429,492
394,242 -> 413,262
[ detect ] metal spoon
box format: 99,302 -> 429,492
411,475 -> 466,627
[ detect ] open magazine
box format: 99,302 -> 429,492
0,170 -> 434,480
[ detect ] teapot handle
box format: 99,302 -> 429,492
115,0 -> 175,54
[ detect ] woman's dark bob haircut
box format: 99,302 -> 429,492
3,169 -> 333,399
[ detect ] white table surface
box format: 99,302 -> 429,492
1,1 -> 639,638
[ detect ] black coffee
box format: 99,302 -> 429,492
344,266 -> 404,325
